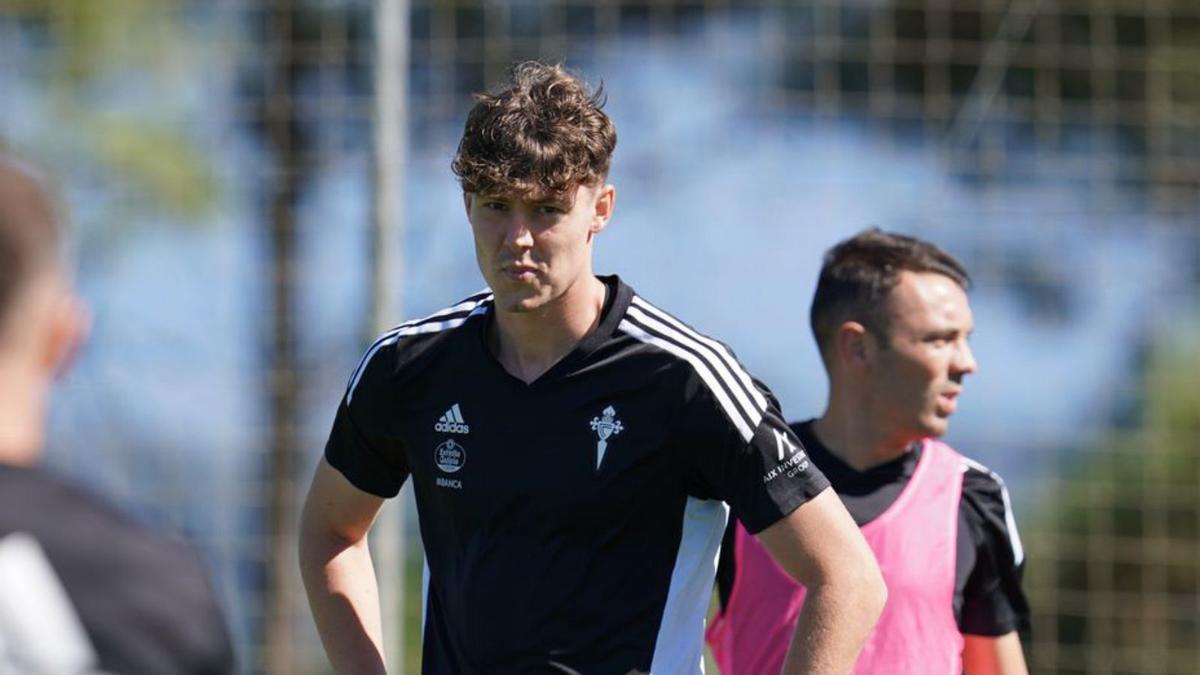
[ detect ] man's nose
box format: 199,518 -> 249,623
504,216 -> 534,249
953,340 -> 978,376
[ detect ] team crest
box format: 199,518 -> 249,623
589,405 -> 624,469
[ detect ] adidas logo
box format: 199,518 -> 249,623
434,403 -> 470,434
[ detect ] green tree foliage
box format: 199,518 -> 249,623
1,0 -> 217,220
1026,335 -> 1200,675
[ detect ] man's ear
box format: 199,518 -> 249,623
835,321 -> 870,372
590,184 -> 615,235
40,293 -> 88,380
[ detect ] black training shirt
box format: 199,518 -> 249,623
0,465 -> 234,674
326,276 -> 829,674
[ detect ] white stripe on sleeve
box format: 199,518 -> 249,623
618,319 -> 757,442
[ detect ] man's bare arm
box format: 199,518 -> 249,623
962,631 -> 1028,675
757,488 -> 887,675
298,458 -> 389,674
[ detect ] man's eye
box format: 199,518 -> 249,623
484,201 -> 508,211
536,205 -> 564,215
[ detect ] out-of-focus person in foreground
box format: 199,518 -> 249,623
0,154 -> 234,674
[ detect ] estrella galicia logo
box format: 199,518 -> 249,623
434,439 -> 466,473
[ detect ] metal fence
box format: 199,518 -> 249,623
1,0 -> 1196,673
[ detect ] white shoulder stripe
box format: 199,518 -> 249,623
619,319 -> 758,442
346,334 -> 400,404
365,290 -> 493,352
626,305 -> 764,425
399,290 -> 492,327
345,295 -> 492,404
630,296 -> 769,412
961,456 -> 1025,566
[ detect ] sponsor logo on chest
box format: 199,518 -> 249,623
434,438 -> 465,490
433,404 -> 468,489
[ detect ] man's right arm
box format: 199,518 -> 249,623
298,458 -> 389,674
959,464 -> 1030,675
962,632 -> 1028,675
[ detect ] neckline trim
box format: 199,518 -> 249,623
477,274 -> 632,388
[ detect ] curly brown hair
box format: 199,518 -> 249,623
452,61 -> 617,199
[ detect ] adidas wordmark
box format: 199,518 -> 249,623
435,403 -> 470,434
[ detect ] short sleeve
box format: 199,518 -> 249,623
676,376 -> 829,535
324,339 -> 409,498
960,466 -> 1030,636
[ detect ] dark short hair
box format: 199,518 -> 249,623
0,156 -> 59,327
451,61 -> 617,199
810,228 -> 970,364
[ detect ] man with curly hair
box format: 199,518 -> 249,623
300,62 -> 885,674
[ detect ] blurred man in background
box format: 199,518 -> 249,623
0,154 -> 234,674
300,62 -> 885,674
707,229 -> 1029,675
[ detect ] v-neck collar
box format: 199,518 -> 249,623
476,275 -> 632,388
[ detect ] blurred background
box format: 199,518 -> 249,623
1,0 -> 1197,673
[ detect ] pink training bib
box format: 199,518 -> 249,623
707,439 -> 965,675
